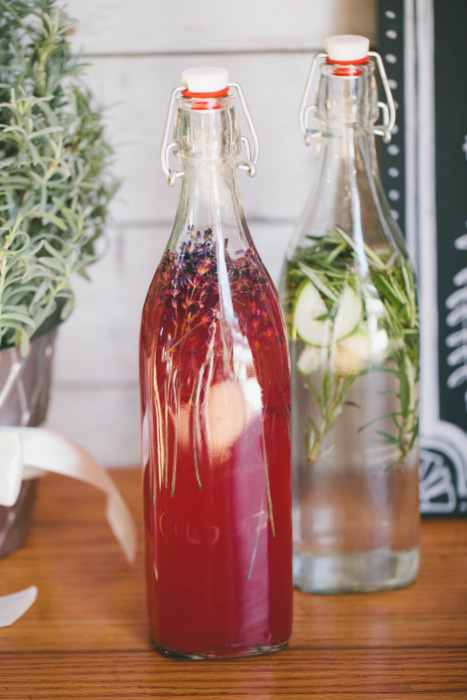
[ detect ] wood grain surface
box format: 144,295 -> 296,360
1,468 -> 466,699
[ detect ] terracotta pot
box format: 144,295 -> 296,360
0,331 -> 56,558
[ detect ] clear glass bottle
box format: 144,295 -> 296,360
140,68 -> 292,658
280,36 -> 420,593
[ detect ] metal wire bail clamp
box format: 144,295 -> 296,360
299,50 -> 396,146
227,82 -> 259,178
368,51 -> 396,143
299,52 -> 326,146
160,82 -> 259,186
160,86 -> 184,187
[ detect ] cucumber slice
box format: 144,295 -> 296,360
297,345 -> 323,374
333,285 -> 362,341
294,281 -> 362,347
293,282 -> 331,346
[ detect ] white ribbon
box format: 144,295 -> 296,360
0,427 -> 137,627
0,587 -> 37,628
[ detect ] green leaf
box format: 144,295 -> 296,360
298,261 -> 339,302
1,310 -> 36,328
376,430 -> 401,446
399,359 -> 409,418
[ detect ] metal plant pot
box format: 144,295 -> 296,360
0,331 -> 56,558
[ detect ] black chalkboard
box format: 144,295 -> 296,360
378,0 -> 467,515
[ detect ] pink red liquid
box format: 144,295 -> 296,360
140,228 -> 292,658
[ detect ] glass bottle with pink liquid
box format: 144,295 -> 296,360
139,67 -> 292,659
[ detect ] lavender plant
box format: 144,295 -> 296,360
0,0 -> 118,351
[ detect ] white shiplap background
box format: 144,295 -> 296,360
45,0 -> 377,465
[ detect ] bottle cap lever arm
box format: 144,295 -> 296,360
368,51 -> 396,143
299,46 -> 396,146
299,53 -> 326,145
228,81 -> 259,178
161,86 -> 184,187
161,80 -> 259,187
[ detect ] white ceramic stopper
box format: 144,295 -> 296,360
181,67 -> 229,93
323,35 -> 370,62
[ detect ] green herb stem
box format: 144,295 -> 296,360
285,229 -> 420,467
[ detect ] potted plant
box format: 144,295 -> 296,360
0,0 -> 118,556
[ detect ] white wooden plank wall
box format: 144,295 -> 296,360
46,0 -> 377,465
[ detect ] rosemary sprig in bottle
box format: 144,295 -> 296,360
284,227 -> 419,466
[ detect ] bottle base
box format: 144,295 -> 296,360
293,547 -> 419,593
151,638 -> 289,660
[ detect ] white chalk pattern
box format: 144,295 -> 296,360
446,232 -> 467,411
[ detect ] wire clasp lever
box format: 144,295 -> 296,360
160,86 -> 184,187
299,52 -> 326,146
160,82 -> 259,187
299,50 -> 396,146
228,82 -> 259,178
368,51 -> 396,143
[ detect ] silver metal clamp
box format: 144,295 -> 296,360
160,81 -> 259,186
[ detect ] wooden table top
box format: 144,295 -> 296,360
1,468 -> 466,699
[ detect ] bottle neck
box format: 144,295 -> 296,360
169,97 -> 249,251
296,62 -> 402,253
317,61 -> 378,135
176,157 -> 241,234
316,119 -> 381,228
316,60 -> 380,206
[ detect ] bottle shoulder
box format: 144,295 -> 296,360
141,238 -> 288,359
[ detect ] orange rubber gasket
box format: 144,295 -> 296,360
181,87 -> 230,99
326,56 -> 370,65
